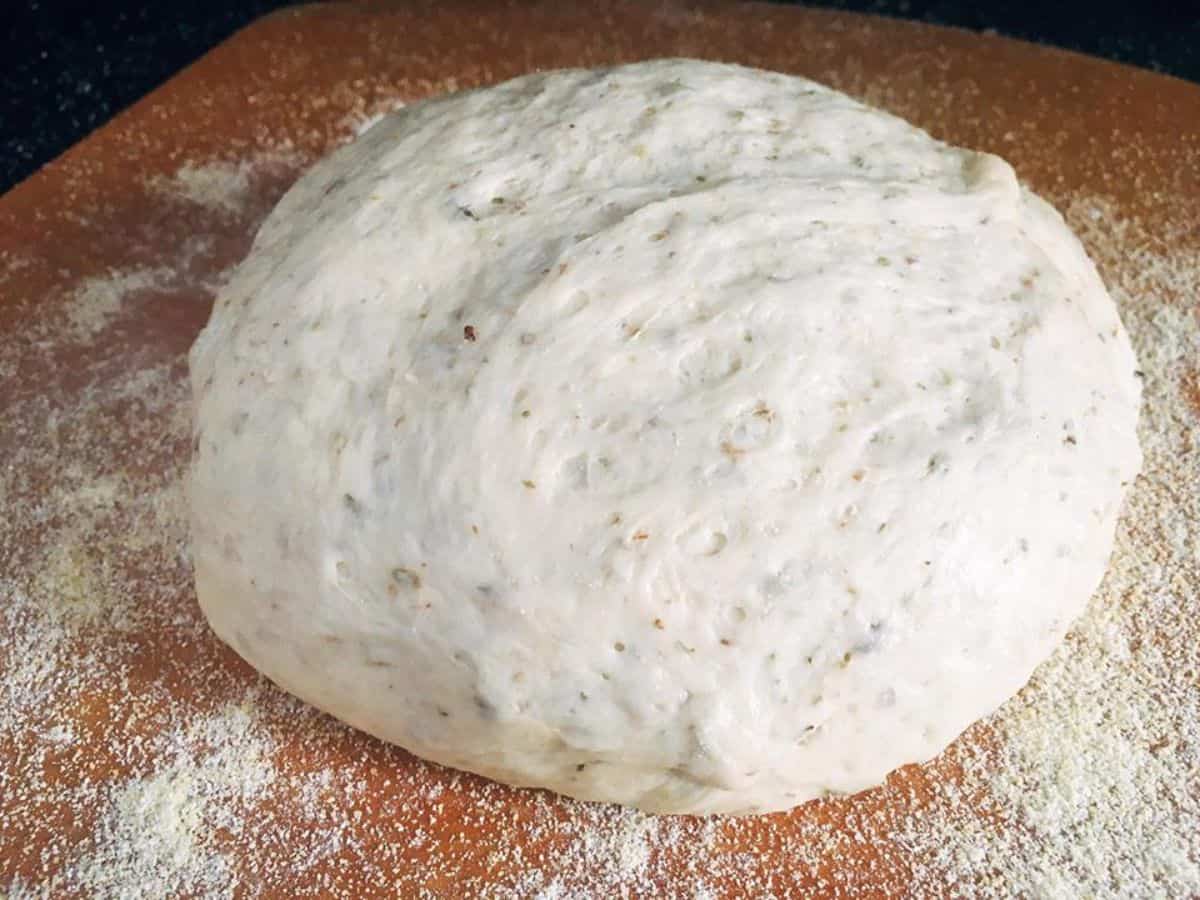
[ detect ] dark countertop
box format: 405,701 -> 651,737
4,0 -> 1198,194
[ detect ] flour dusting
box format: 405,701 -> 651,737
66,697 -> 277,899
64,268 -> 172,338
149,161 -> 255,216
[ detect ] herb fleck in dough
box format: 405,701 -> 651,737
188,59 -> 1142,815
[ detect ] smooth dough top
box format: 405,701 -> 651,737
188,59 -> 1142,814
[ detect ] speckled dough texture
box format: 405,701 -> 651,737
187,59 -> 1142,815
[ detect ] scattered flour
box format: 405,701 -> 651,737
148,161 -> 255,216
64,268 -> 172,339
65,697 -> 277,899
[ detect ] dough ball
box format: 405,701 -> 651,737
188,60 -> 1142,814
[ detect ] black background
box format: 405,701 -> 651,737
3,0 -> 1198,194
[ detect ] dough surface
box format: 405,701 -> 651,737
188,59 -> 1142,815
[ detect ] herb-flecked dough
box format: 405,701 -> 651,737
188,60 -> 1142,815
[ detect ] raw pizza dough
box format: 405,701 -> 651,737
187,59 -> 1142,815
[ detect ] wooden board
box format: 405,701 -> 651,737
2,1 -> 1198,896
